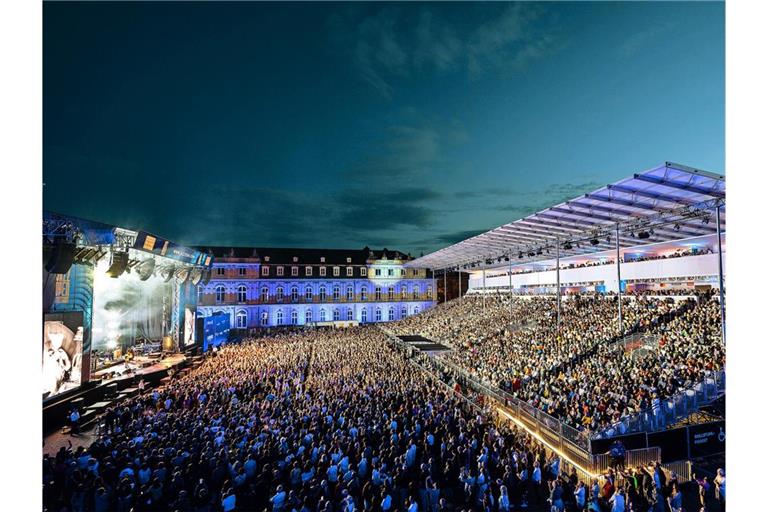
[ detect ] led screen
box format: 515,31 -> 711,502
43,312 -> 84,399
202,313 -> 230,351
183,307 -> 196,347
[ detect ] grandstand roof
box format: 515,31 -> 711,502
407,162 -> 725,270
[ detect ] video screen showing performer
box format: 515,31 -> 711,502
42,312 -> 84,399
183,307 -> 196,346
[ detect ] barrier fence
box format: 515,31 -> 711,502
378,327 -> 721,480
594,370 -> 725,439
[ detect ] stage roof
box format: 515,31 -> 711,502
407,162 -> 725,271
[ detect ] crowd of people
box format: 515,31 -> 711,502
45,327 -> 624,512
390,292 -> 723,432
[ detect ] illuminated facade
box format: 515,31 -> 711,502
195,247 -> 436,328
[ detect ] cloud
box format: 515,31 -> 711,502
330,4 -> 562,97
619,21 -> 677,58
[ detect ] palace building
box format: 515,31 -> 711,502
194,246 -> 436,329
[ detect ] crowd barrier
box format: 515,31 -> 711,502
377,326 -> 721,483
594,370 -> 725,439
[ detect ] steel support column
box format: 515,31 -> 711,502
556,238 -> 561,329
616,224 -> 623,332
509,258 -> 513,323
482,269 -> 486,310
716,205 -> 725,345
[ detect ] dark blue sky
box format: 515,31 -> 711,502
43,1 -> 724,255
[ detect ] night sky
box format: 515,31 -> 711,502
43,2 -> 724,255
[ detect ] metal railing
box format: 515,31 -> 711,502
593,370 -> 725,439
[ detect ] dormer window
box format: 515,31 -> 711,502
293,256 -> 298,262
320,257 -> 326,263
346,257 -> 352,263
264,256 -> 270,262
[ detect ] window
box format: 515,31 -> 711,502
333,266 -> 340,276
346,287 -> 353,301
401,306 -> 407,318
305,309 -> 312,323
305,286 -> 312,301
276,286 -> 284,301
236,310 -> 247,328
346,309 -> 353,321
215,285 -> 225,303
346,257 -> 352,263
197,286 -> 204,303
333,286 -> 340,301
375,286 -> 382,301
319,267 -> 326,277
239,267 -> 246,276
261,311 -> 268,326
319,309 -> 326,322
346,267 -> 353,277
388,269 -> 394,277
292,256 -> 298,263
361,287 -> 368,301
401,288 -> 407,300
375,308 -> 382,322
375,268 -> 381,276
291,266 -> 298,276
361,267 -> 367,277
264,256 -> 270,262
361,308 -> 367,322
414,306 -> 419,315
320,257 -> 326,263
262,266 -> 269,276
276,310 -> 283,325
306,266 -> 312,276
237,285 -> 247,302
388,288 -> 394,301
413,286 -> 419,300
291,310 -> 298,325
319,286 -> 327,301
216,267 -> 225,276
261,286 -> 269,301
400,269 -> 405,276
427,286 -> 433,298
276,266 -> 284,276
388,307 -> 395,321
291,286 -> 299,302
333,309 -> 340,321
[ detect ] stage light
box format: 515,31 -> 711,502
518,252 -> 523,259
527,251 -> 535,257
201,267 -> 212,285
190,267 -> 203,285
175,267 -> 191,284
136,258 -> 156,281
590,238 -> 599,246
674,223 -> 680,231
536,247 -> 542,255
106,250 -> 129,278
702,216 -> 710,225
562,242 -> 572,251
504,256 -> 510,261
638,231 -> 650,239
160,265 -> 176,282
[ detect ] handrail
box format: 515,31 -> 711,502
592,369 -> 725,439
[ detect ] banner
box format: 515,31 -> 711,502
133,231 -> 213,267
688,421 -> 725,458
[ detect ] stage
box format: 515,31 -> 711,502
43,352 -> 188,435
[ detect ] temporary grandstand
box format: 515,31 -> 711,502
401,162 -> 725,477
